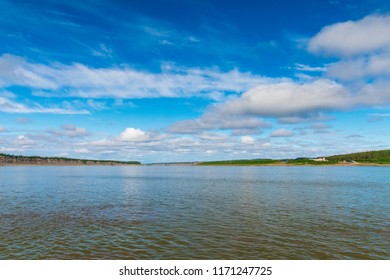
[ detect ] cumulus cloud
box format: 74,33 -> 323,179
270,129 -> 294,137
308,14 -> 390,56
356,81 -> 390,106
0,54 -> 277,100
168,75 -> 390,136
215,79 -> 350,117
119,128 -> 149,142
305,13 -> 390,91
119,127 -> 163,142
306,13 -> 390,109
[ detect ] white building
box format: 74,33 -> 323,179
311,157 -> 327,162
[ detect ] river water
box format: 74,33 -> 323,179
0,166 -> 389,259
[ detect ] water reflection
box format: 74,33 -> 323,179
0,166 -> 389,259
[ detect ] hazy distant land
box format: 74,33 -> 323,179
1,150 -> 390,166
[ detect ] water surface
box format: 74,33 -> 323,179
0,166 -> 389,259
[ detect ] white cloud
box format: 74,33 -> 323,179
75,148 -> 90,153
270,129 -> 295,137
14,135 -> 33,145
307,13 -> 390,107
0,54 -> 58,89
310,123 -> 332,130
0,96 -> 89,114
86,99 -> 109,110
0,126 -> 6,132
169,113 -> 271,134
168,73 -> 390,136
309,14 -> 390,56
118,127 -> 163,142
278,113 -> 331,124
356,81 -> 390,106
49,125 -> 90,138
119,128 -> 148,141
0,54 -> 277,100
294,63 -> 327,72
215,79 -> 350,117
241,136 -> 255,144
91,43 -> 112,58
328,54 -> 390,80
196,132 -> 228,141
1,121 -> 384,163
231,128 -> 264,136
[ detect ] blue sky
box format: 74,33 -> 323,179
1,0 -> 390,163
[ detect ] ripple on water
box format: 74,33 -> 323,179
1,166 -> 389,259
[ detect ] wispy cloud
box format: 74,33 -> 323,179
0,96 -> 90,114
367,113 -> 390,122
0,54 -> 276,100
294,63 -> 327,72
91,43 -> 113,58
48,125 -> 90,138
169,113 -> 271,134
270,129 -> 295,138
15,117 -> 33,124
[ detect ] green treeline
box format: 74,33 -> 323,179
0,153 -> 140,165
326,150 -> 390,164
198,149 -> 390,165
285,158 -> 337,165
1,149 -> 390,166
197,159 -> 279,165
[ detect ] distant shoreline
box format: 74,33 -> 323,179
194,162 -> 390,167
1,162 -> 389,167
1,149 -> 389,166
0,163 -> 140,166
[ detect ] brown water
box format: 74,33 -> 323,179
0,166 -> 389,259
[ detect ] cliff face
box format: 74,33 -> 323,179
0,154 -> 140,166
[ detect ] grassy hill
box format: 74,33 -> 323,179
1,149 -> 389,166
197,159 -> 279,166
326,150 -> 390,164
0,153 -> 140,165
197,149 -> 390,165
